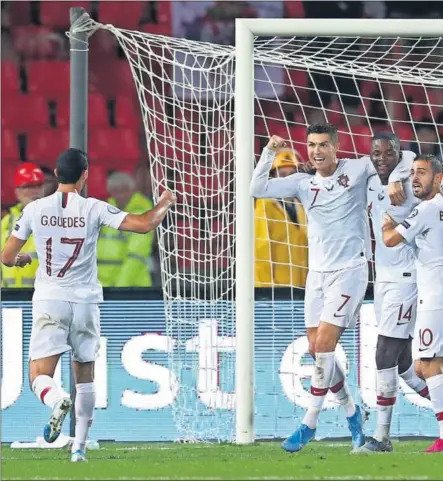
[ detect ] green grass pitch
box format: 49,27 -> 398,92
2,440 -> 441,480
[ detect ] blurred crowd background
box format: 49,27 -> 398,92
1,1 -> 442,289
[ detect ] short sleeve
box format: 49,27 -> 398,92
11,204 -> 33,241
395,202 -> 430,243
98,201 -> 129,229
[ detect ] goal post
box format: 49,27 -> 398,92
234,17 -> 443,445
67,10 -> 443,444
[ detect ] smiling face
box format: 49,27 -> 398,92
370,138 -> 401,184
307,133 -> 338,177
411,159 -> 442,200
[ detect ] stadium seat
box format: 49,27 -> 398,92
156,1 -> 172,25
174,219 -> 210,271
139,23 -> 171,36
2,94 -> 50,131
98,1 -> 145,29
39,2 -> 91,29
27,61 -> 70,98
114,96 -> 141,129
56,94 -> 110,128
27,129 -> 70,166
1,160 -> 21,206
285,1 -> 305,18
1,130 -> 21,161
88,128 -> 141,170
86,164 -> 108,200
392,123 -> 415,144
1,62 -> 20,93
9,1 -> 31,26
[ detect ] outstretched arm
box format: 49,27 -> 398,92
118,191 -> 176,234
250,135 -> 311,199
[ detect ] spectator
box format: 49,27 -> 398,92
1,163 -> 44,287
97,172 -> 155,287
40,166 -> 58,197
134,163 -> 153,199
409,123 -> 442,160
254,148 -> 308,288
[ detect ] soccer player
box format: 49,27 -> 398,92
382,154 -> 443,453
355,133 -> 430,453
250,122 -> 406,453
1,149 -> 176,462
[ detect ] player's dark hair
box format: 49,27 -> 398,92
371,131 -> 400,151
414,154 -> 443,175
55,148 -> 88,184
307,122 -> 338,144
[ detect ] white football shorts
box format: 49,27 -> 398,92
30,300 -> 100,362
374,281 -> 417,339
412,309 -> 443,360
304,263 -> 368,329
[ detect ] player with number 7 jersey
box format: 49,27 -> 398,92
1,148 -> 176,462
250,122 -> 407,455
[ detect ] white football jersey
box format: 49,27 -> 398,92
250,148 -> 380,272
396,193 -> 443,310
367,151 -> 419,283
12,191 -> 128,303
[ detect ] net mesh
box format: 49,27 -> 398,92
71,15 -> 443,442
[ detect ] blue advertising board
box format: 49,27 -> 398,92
1,299 -> 437,443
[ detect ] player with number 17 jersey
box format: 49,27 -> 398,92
14,192 -> 128,304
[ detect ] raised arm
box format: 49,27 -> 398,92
250,136 -> 311,199
118,191 -> 176,234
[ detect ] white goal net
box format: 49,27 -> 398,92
72,15 -> 443,442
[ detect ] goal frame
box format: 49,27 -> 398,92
234,18 -> 443,445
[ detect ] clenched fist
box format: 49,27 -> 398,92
267,135 -> 287,152
159,190 -> 177,206
15,253 -> 32,268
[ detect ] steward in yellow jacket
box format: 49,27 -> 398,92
97,173 -> 155,287
254,149 -> 308,288
1,163 -> 44,287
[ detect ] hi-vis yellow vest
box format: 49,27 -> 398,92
254,198 -> 308,288
97,192 -> 155,287
1,204 -> 39,288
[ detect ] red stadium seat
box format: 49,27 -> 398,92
139,23 -> 171,36
1,160 -> 21,206
2,94 -> 50,131
88,128 -> 141,170
39,2 -> 91,29
2,130 -> 21,161
285,1 -> 305,17
86,164 -> 108,200
174,219 -> 211,271
27,129 -> 70,167
9,1 -> 31,26
27,61 -> 70,98
1,62 -> 20,93
98,2 -> 145,29
56,94 -> 109,128
114,96 -> 141,129
156,1 -> 172,25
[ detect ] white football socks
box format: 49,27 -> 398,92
426,374 -> 443,439
330,357 -> 356,418
303,351 -> 335,429
72,382 -> 96,454
32,375 -> 64,410
400,364 -> 430,399
374,366 -> 399,442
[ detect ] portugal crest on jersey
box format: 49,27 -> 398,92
337,174 -> 350,188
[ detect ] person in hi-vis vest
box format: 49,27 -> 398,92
1,163 -> 44,287
254,148 -> 308,288
97,172 -> 155,287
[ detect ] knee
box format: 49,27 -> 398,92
308,342 -> 316,359
375,336 -> 402,370
414,360 -> 425,379
314,334 -> 336,353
